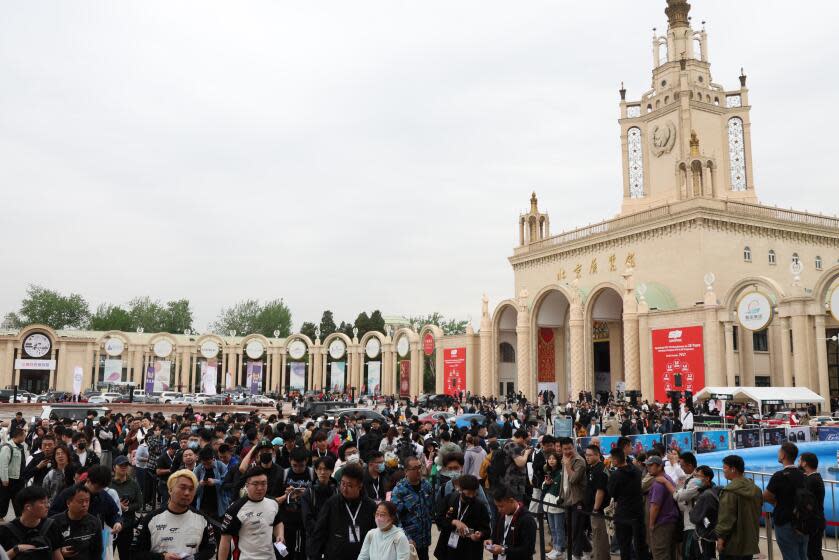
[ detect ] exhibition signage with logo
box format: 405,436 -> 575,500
104,359 -> 122,383
287,339 -> 307,360
202,359 -> 218,395
399,360 -> 410,397
153,339 -> 173,358
537,328 -> 557,396
72,366 -> 84,396
830,286 -> 839,322
366,361 -> 381,395
104,338 -> 124,357
245,340 -> 264,360
737,291 -> 773,331
289,362 -> 305,390
14,359 -> 56,370
663,432 -> 693,453
145,365 -> 155,394
330,361 -> 346,393
423,333 -> 434,356
652,326 -> 705,402
397,336 -> 410,358
817,427 -> 839,441
762,427 -> 787,446
328,339 -> 346,360
443,347 -> 466,396
553,418 -> 574,438
628,434 -> 662,455
200,340 -> 220,359
694,430 -> 730,453
787,426 -> 810,443
365,338 -> 380,359
733,429 -> 761,449
247,361 -> 263,394
153,361 -> 171,392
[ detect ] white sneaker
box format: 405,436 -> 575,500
547,551 -> 560,560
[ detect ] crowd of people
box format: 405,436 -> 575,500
0,392 -> 828,560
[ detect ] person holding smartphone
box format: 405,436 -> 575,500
0,486 -> 63,560
49,485 -> 103,560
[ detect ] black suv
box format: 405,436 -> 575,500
299,400 -> 353,419
418,393 -> 456,408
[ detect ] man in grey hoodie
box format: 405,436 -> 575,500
463,435 -> 487,480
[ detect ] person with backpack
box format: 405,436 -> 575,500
276,447 -> 315,560
49,484 -> 104,560
0,486 -> 62,560
608,447 -> 648,560
391,456 -> 434,560
433,474 -> 491,560
799,452 -> 826,560
0,427 -> 27,519
363,451 -> 390,504
765,442 -> 808,560
485,484 -> 538,560
716,455 -> 762,560
688,466 -> 720,560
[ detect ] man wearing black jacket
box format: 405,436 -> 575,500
310,463 -> 376,560
485,484 -> 537,559
357,419 -> 384,462
22,434 -> 56,486
301,456 -> 338,558
607,448 -> 648,560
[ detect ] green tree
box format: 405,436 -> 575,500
212,299 -> 292,338
338,321 -> 354,338
368,310 -> 385,333
299,321 -> 317,341
127,297 -> 167,331
162,299 -> 193,333
4,285 -> 90,329
408,312 -> 469,335
89,304 -> 133,331
319,310 -> 337,338
353,312 -> 371,337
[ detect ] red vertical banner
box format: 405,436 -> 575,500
423,333 -> 435,356
652,326 -> 705,402
537,328 -> 555,382
399,360 -> 411,397
443,348 -> 466,396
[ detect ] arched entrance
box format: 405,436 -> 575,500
492,302 -> 518,398
284,334 -> 313,392
360,331 -> 386,396
391,328 -> 420,399
531,288 -> 571,403
15,325 -> 57,394
322,333 -> 352,395
813,265 -> 839,399
418,326 -> 444,394
585,285 -> 624,400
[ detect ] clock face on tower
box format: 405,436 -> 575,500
23,333 -> 51,358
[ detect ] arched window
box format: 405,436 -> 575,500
743,246 -> 752,262
499,342 -> 516,363
627,127 -> 645,198
816,256 -> 823,270
768,250 -> 776,265
728,117 -> 747,191
791,253 -> 800,265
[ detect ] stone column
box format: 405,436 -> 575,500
739,326 -> 754,386
411,343 -> 421,398
703,290 -> 722,386
382,342 -> 393,395
815,314 -> 831,407
779,317 -> 793,387
622,270 -> 640,393
91,350 -> 100,390
307,353 -> 315,391
515,302 -> 531,400
569,302 -> 585,401
723,322 -> 736,386
480,324 -> 492,397
83,343 -> 93,392
637,301 -> 653,400
236,350 -> 244,388
791,314 -> 810,388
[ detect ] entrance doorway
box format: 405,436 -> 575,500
828,328 -> 839,396
593,341 -> 611,393
19,370 -> 49,394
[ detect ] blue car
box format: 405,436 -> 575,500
451,413 -> 487,428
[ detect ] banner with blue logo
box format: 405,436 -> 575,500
694,430 -> 730,453
762,427 -> 787,446
664,432 -> 693,453
554,418 -> 574,438
733,429 -> 761,449
817,427 -> 839,441
627,434 -> 662,455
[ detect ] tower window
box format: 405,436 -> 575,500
627,127 -> 645,199
733,325 -> 739,351
728,117 -> 747,191
792,253 -> 800,265
816,256 -> 823,270
753,329 -> 769,352
743,246 -> 752,262
768,250 -> 776,265
499,342 -> 515,363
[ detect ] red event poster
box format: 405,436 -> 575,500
443,347 -> 466,396
652,326 -> 705,402
537,328 -> 555,382
399,360 -> 411,397
423,333 -> 435,356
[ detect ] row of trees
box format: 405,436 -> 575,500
2,285 -> 470,341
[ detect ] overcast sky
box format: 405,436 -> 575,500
1,1 -> 837,332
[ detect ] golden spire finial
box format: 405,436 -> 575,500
690,131 -> 700,157
665,0 -> 691,29
530,191 -> 538,213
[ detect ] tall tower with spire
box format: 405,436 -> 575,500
618,0 -> 757,215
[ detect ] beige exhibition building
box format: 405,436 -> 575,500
1,0 -> 838,406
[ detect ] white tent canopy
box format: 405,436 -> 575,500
693,386 -> 823,406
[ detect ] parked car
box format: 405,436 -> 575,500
763,411 -> 797,426
87,395 -> 108,404
299,400 -> 353,419
451,413 -> 488,429
160,392 -> 183,404
41,405 -> 109,421
194,393 -> 218,404
11,392 -> 39,403
809,415 -> 839,427
418,393 -> 456,409
329,408 -> 387,428
417,411 -> 455,425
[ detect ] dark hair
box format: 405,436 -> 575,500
312,431 -> 327,443
722,454 -> 745,473
218,444 -> 231,454
342,462 -> 365,484
377,501 -> 398,522
616,436 -> 631,449
367,451 -> 384,462
541,435 -> 556,445
243,467 -> 270,481
458,474 -> 479,491
9,427 -> 23,439
290,448 -> 309,464
780,442 -> 798,462
492,484 -> 518,502
68,485 -> 92,499
557,437 -> 574,447
695,465 -> 714,479
585,445 -> 602,457
609,447 -> 626,464
513,429 -> 528,440
41,434 -> 56,444
338,441 -> 358,461
198,447 -> 215,461
16,485 -> 48,510
314,456 -> 336,471
800,452 -> 818,469
442,451 -> 465,467
679,452 -> 697,468
87,465 -> 112,486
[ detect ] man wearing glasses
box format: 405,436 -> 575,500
391,456 -> 434,560
218,467 -> 284,560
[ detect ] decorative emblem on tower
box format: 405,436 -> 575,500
650,121 -> 677,157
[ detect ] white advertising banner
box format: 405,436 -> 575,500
153,360 -> 171,392
367,361 -> 381,395
72,366 -> 83,396
103,359 -> 123,383
201,362 -> 217,395
289,362 -> 305,390
330,361 -> 346,392
737,292 -> 773,331
225,371 -> 233,391
14,359 -> 56,370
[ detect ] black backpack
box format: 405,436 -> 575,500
486,447 -> 511,487
396,437 -> 415,467
792,485 -> 823,536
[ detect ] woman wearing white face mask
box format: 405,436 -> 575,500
358,501 -> 411,560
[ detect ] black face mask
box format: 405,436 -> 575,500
77,443 -> 86,450
260,452 -> 273,465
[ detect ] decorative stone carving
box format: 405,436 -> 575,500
651,121 -> 677,157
